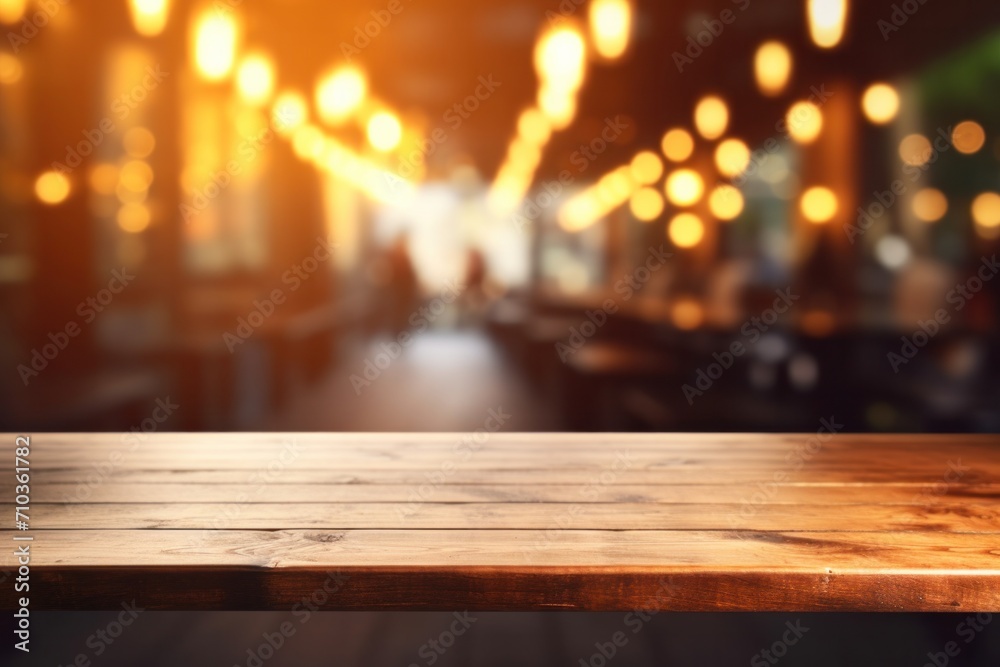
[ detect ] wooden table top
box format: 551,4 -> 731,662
3,433 -> 999,611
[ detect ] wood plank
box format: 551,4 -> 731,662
13,468 -> 998,485
4,433 -> 998,612
4,529 -> 999,611
18,502 -> 1000,532
25,482 -> 1000,504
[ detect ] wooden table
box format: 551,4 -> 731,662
3,433 -> 999,611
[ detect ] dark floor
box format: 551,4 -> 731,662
253,330 -> 560,431
10,611 -> 998,666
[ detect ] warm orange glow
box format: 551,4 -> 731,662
800,186 -> 838,223
589,0 -> 631,60
534,26 -> 586,92
0,53 -> 23,85
559,193 -> 603,232
786,101 -> 823,144
971,192 -> 1000,228
316,66 -> 367,124
193,11 -> 238,81
629,187 -> 664,222
596,168 -> 634,205
537,85 -> 577,129
0,0 -> 26,24
292,125 -> 326,161
128,0 -> 170,37
671,298 -> 704,330
630,151 -> 663,185
124,127 -> 156,158
952,121 -> 986,155
808,0 -> 848,49
665,169 -> 704,207
898,134 -> 932,167
694,96 -> 728,140
801,310 -> 836,337
709,184 -> 744,221
120,160 -> 154,192
861,83 -> 899,125
236,53 -> 276,107
117,203 -> 152,233
754,41 -> 792,96
661,128 -> 694,162
367,111 -> 403,152
517,109 -> 551,144
714,139 -> 750,178
35,171 -> 71,205
911,188 -> 948,223
668,213 -> 705,248
272,91 -> 308,134
89,164 -> 119,196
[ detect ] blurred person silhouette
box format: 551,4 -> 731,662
382,234 -> 419,337
458,246 -> 488,325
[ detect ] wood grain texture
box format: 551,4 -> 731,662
2,433 -> 999,611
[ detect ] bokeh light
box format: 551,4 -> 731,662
708,184 -> 744,221
786,101 -> 823,144
861,83 -> 899,125
629,187 -> 664,222
665,169 -> 704,206
236,53 -> 276,107
661,128 -> 694,162
714,139 -> 751,178
35,171 -> 71,205
754,41 -> 792,96
807,0 -> 848,48
589,0 -> 631,60
800,186 -> 838,224
694,96 -> 728,140
952,121 -> 986,155
667,213 -> 705,248
630,151 -> 663,185
367,111 -> 403,152
316,66 -> 367,124
911,188 -> 948,222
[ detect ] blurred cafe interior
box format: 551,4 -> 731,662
1,0 -> 1000,434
